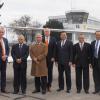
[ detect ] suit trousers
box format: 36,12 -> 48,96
75,65 -> 89,91
0,60 -> 7,91
34,76 -> 47,91
13,62 -> 27,92
46,59 -> 53,87
93,58 -> 100,92
58,64 -> 71,90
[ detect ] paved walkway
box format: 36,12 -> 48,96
0,62 -> 100,100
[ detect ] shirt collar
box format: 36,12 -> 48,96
79,42 -> 84,45
19,43 -> 23,46
61,39 -> 67,42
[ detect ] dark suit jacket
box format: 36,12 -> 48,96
42,36 -> 56,61
11,43 -> 29,64
91,40 -> 100,67
0,37 -> 9,62
73,42 -> 91,67
56,40 -> 73,65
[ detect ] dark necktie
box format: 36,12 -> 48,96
80,43 -> 83,50
19,44 -> 22,56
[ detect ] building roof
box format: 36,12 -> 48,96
49,10 -> 100,22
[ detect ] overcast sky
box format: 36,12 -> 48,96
0,0 -> 100,25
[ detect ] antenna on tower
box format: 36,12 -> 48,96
70,0 -> 77,10
70,0 -> 73,10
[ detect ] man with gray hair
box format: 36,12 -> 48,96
73,33 -> 91,94
0,26 -> 9,93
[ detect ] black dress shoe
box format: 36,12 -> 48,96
85,90 -> 89,94
13,91 -> 18,94
32,90 -> 40,93
42,90 -> 46,94
66,90 -> 71,93
22,91 -> 26,94
57,88 -> 64,92
77,90 -> 81,93
47,86 -> 51,92
1,90 -> 7,93
92,91 -> 99,94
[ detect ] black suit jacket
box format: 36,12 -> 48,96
73,42 -> 91,67
91,40 -> 100,67
42,36 -> 56,61
56,40 -> 73,65
11,43 -> 29,63
0,37 -> 9,62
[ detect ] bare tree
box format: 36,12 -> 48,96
9,15 -> 42,42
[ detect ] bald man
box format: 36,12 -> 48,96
11,35 -> 29,94
73,33 -> 91,94
0,26 -> 9,93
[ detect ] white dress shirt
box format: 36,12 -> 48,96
79,42 -> 84,50
45,36 -> 50,44
61,39 -> 66,47
95,40 -> 100,56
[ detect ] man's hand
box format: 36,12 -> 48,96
36,61 -> 40,64
89,64 -> 92,68
2,55 -> 7,61
51,58 -> 55,62
55,62 -> 58,67
69,62 -> 72,66
16,59 -> 22,64
72,64 -> 76,68
33,57 -> 40,64
33,57 -> 37,62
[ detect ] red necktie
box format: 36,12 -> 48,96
45,38 -> 48,47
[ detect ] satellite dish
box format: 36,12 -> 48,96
0,2 -> 4,9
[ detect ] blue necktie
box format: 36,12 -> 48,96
94,41 -> 99,58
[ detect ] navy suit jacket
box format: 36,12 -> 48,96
42,36 -> 56,61
0,37 -> 9,62
91,40 -> 100,67
11,43 -> 29,63
73,42 -> 91,67
56,40 -> 73,65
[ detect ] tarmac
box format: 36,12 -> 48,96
0,61 -> 100,100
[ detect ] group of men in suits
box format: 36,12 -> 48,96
0,25 -> 100,95
44,29 -> 100,95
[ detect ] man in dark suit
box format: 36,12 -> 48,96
73,33 -> 91,94
11,35 -> 29,94
56,31 -> 73,93
43,27 -> 56,92
91,31 -> 100,94
0,26 -> 9,93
